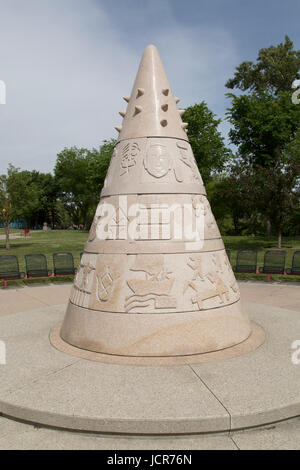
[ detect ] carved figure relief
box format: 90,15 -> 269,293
187,255 -> 205,280
192,195 -> 217,231
71,261 -> 94,307
142,143 -> 184,183
190,272 -> 229,309
143,144 -> 173,178
176,142 -> 202,182
184,255 -> 230,310
125,254 -> 177,312
120,142 -> 140,176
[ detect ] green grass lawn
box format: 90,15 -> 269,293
0,228 -> 23,235
0,229 -> 88,272
223,235 -> 300,270
0,231 -> 299,286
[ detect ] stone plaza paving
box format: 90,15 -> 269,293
0,281 -> 299,450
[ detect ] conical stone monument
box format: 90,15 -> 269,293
60,45 -> 252,357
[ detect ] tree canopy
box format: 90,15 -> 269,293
225,36 -> 300,246
226,35 -> 300,95
54,140 -> 115,228
183,102 -> 232,182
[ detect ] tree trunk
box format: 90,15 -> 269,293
266,219 -> 271,237
5,224 -> 10,250
233,214 -> 239,235
51,208 -> 55,229
277,226 -> 282,249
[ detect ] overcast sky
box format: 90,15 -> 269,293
0,0 -> 299,174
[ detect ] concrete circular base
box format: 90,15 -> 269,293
0,301 -> 300,434
50,321 -> 265,366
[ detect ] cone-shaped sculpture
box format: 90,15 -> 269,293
60,45 -> 252,357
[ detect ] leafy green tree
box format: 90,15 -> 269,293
37,172 -> 59,229
0,175 -> 14,249
54,140 -> 115,228
227,91 -> 300,166
86,139 -> 116,199
226,36 -> 300,246
183,102 -> 232,182
0,165 -> 40,249
55,147 -> 94,228
226,35 -> 300,95
21,171 -> 60,229
208,165 -> 261,236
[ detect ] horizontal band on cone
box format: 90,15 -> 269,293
84,238 -> 225,254
101,187 -> 207,196
117,135 -> 190,144
69,297 -> 241,315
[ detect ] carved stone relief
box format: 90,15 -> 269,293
125,254 -> 177,312
143,143 -> 173,178
192,195 -> 219,235
120,142 -> 140,176
70,254 -> 97,308
176,141 -> 202,183
96,265 -> 121,302
89,255 -> 126,311
183,253 -> 234,310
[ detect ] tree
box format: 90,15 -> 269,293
0,165 -> 40,249
208,163 -> 262,236
86,139 -> 116,199
183,102 -> 232,182
36,172 -> 59,229
226,35 -> 300,95
227,91 -> 300,166
55,147 -> 94,228
0,175 -> 13,249
226,36 -> 300,247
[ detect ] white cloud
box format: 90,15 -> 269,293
0,0 -> 238,174
0,0 -> 138,173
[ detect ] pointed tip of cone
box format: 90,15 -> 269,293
117,44 -> 189,142
143,44 -> 158,53
140,44 -> 161,63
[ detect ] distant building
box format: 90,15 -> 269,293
0,219 -> 27,229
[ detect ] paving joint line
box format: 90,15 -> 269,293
189,364 -> 233,432
1,359 -> 81,400
228,432 -> 240,450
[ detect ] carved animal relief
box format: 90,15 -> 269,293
184,254 -> 231,310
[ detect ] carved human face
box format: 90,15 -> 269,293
144,144 -> 171,178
